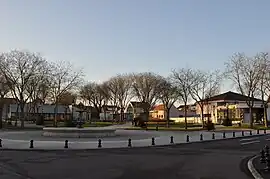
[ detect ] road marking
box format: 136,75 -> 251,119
265,138 -> 270,141
239,137 -> 259,142
241,140 -> 260,145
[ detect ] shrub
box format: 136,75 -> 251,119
222,118 -> 232,126
64,119 -> 77,127
35,116 -> 44,125
204,121 -> 215,131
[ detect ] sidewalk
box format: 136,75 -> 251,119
251,155 -> 270,179
0,129 -> 268,150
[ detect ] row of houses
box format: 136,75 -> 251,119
0,91 -> 269,124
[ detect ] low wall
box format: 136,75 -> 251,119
42,127 -> 116,138
170,117 -> 202,124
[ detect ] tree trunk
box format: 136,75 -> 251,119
201,105 -> 204,128
54,103 -> 58,127
166,108 -> 170,128
184,102 -> 187,130
20,103 -> 25,128
249,107 -> 253,128
0,103 -> 3,129
264,104 -> 268,127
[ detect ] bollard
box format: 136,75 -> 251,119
30,140 -> 34,148
64,140 -> 68,149
242,131 -> 244,136
186,135 -> 190,142
264,129 -> 267,134
232,131 -> 235,138
128,138 -> 132,147
261,149 -> 266,163
170,136 -> 174,144
151,137 -> 155,146
265,157 -> 270,171
257,129 -> 259,135
98,139 -> 102,148
212,133 -> 215,140
0,139 -> 2,148
265,145 -> 270,157
250,130 -> 252,135
200,134 -> 203,141
223,132 -> 226,139
156,126 -> 158,131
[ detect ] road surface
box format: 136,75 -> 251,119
1,134 -> 269,179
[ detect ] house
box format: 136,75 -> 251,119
0,98 -> 18,120
196,91 -> 264,124
125,101 -> 150,120
177,104 -> 197,117
100,105 -> 119,121
150,104 -> 180,120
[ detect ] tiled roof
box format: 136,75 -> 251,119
130,101 -> 150,109
152,104 -> 164,111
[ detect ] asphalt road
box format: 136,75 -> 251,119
1,134 -> 270,179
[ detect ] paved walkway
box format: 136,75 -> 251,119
0,129 -> 268,150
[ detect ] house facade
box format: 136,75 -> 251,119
196,91 -> 264,124
125,101 -> 150,120
150,104 -> 180,120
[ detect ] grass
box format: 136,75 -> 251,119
124,126 -> 204,131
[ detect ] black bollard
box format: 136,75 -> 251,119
265,157 -> 270,171
30,140 -> 34,149
250,130 -> 252,135
242,131 -> 244,136
64,140 -> 68,149
186,135 -> 190,142
265,145 -> 270,157
200,134 -> 203,141
170,136 -> 174,144
0,138 -> 2,148
98,139 -> 102,148
212,133 -> 215,140
257,129 -> 259,135
128,138 -> 132,147
233,131 -> 235,138
261,149 -> 266,164
223,132 -> 226,139
156,126 -> 158,131
264,129 -> 267,134
151,137 -> 155,146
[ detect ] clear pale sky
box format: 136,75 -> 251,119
1,0 -> 270,92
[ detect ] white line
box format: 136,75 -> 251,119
266,138 -> 270,141
239,137 -> 259,142
241,140 -> 260,145
247,155 -> 264,179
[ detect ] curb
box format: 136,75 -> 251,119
248,155 -> 264,179
0,133 -> 268,151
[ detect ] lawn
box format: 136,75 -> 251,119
124,126 -> 204,131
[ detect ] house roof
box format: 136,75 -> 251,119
202,91 -> 262,102
130,101 -> 150,109
152,104 -> 164,111
1,98 -> 18,104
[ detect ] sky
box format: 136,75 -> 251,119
1,0 -> 270,92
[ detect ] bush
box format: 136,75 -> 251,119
35,117 -> 44,125
204,121 -> 215,131
64,119 -> 76,127
222,118 -> 232,126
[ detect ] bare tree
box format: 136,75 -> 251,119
256,52 -> 270,127
189,70 -> 221,126
225,53 -> 262,128
80,82 -> 108,119
58,91 -> 77,105
49,61 -> 83,127
0,73 -> 12,128
171,68 -> 197,129
0,50 -> 47,128
158,77 -> 181,127
106,74 -> 133,121
131,72 -> 163,120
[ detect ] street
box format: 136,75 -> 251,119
1,135 -> 270,179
